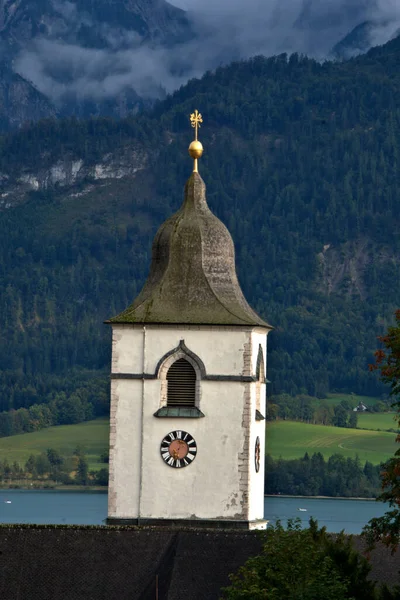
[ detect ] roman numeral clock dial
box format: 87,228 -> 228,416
160,430 -> 197,468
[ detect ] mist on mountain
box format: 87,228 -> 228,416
6,0 -> 400,120
175,0 -> 400,57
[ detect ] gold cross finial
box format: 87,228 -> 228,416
190,109 -> 203,141
188,110 -> 204,173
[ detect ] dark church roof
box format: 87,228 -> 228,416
0,524 -> 262,600
108,172 -> 271,328
1,524 -> 399,600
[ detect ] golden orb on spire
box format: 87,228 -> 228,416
188,139 -> 203,159
189,109 -> 203,172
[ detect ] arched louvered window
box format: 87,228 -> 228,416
166,358 -> 196,407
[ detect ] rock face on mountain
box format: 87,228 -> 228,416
0,0 -> 192,130
332,20 -> 400,59
0,61 -> 57,130
0,0 -> 190,47
0,143 -> 149,207
332,21 -> 376,58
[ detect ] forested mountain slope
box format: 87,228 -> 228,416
2,37 -> 400,422
0,62 -> 57,130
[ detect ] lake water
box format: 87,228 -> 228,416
265,496 -> 390,534
0,490 -> 390,533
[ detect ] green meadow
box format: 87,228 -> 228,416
324,393 -> 378,408
357,412 -> 398,431
0,412 -> 398,472
0,418 -> 109,472
266,421 -> 397,465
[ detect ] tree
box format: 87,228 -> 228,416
265,401 -> 279,421
222,519 -> 382,600
100,451 -> 109,464
76,455 -> 89,485
73,445 -> 86,458
12,461 -> 21,477
340,399 -> 352,411
25,454 -> 36,475
35,453 -> 51,476
349,411 -> 358,429
94,468 -> 109,486
46,448 -> 64,468
363,310 -> 400,550
333,404 -> 348,428
46,447 -> 65,481
314,402 -> 334,426
299,395 -> 314,422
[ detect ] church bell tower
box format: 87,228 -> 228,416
106,111 -> 272,529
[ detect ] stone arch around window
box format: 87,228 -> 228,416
155,340 -> 205,417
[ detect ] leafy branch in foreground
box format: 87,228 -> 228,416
221,518 -> 385,600
363,310 -> 400,551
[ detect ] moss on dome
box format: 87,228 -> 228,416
108,172 -> 271,329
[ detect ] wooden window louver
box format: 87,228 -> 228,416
167,358 -> 196,407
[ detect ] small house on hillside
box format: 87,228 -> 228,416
353,401 -> 368,412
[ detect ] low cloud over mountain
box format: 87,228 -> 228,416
175,0 -> 400,59
2,0 -> 400,125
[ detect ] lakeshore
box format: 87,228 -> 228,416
0,485 -> 380,500
0,490 -> 390,533
265,494 -> 379,501
0,484 -> 108,492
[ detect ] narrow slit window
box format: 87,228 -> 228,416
167,358 -> 196,407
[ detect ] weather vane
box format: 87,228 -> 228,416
188,109 -> 204,173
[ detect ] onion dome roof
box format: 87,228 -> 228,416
109,172 -> 271,328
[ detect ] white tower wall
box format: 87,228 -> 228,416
108,324 -> 269,527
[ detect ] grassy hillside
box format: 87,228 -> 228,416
357,412 -> 398,431
0,414 -> 396,472
266,421 -> 396,464
0,418 -> 109,472
324,393 -> 378,408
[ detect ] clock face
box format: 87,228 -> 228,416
160,430 -> 197,468
255,436 -> 261,473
